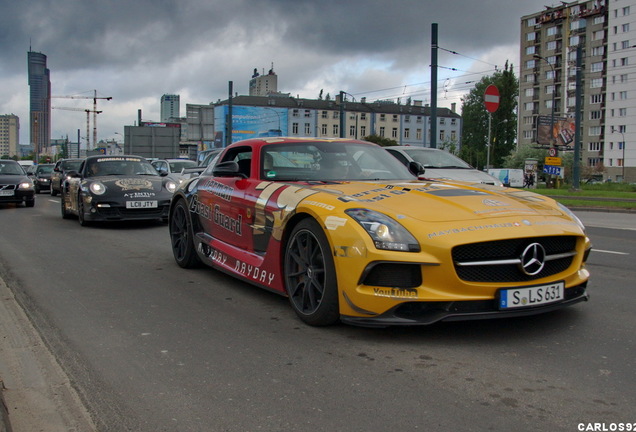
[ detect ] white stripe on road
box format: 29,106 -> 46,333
593,249 -> 629,255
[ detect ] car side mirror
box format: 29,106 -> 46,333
212,161 -> 245,178
408,161 -> 425,176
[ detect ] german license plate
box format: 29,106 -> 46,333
0,190 -> 14,196
499,281 -> 564,310
126,200 -> 157,209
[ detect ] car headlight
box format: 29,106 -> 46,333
557,202 -> 585,232
165,180 -> 177,193
89,181 -> 106,195
18,182 -> 33,190
345,208 -> 420,252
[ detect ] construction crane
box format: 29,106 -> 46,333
52,90 -> 112,148
52,107 -> 102,151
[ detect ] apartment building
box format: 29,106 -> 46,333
519,0 -> 634,182
185,95 -> 460,152
0,114 -> 20,158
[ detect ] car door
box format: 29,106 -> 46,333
196,145 -> 254,252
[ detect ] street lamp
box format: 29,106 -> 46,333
534,54 -> 557,147
611,128 -> 626,182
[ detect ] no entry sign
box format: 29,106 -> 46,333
484,85 -> 500,113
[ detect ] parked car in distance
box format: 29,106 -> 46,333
50,158 -> 84,196
0,159 -> 35,207
61,155 -> 178,226
151,158 -> 198,184
31,163 -> 55,193
385,146 -> 503,187
168,137 -> 590,327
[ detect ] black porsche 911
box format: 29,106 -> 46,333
60,155 -> 178,226
0,159 -> 35,207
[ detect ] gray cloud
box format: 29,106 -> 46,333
1,0 -> 555,144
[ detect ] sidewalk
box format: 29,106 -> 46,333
0,277 -> 96,432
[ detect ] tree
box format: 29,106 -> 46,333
363,134 -> 398,147
460,62 -> 518,170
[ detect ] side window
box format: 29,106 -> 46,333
387,150 -> 409,166
219,146 -> 253,178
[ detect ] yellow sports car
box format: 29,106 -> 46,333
169,138 -> 590,327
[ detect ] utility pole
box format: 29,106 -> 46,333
573,45 -> 582,190
430,23 -> 438,148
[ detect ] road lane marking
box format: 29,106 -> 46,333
593,249 -> 629,255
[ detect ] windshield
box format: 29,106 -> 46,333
62,160 -> 83,171
261,141 -> 416,181
86,157 -> 159,177
36,165 -> 54,174
404,149 -> 472,169
168,160 -> 197,172
0,162 -> 24,175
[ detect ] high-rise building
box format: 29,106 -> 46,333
161,94 -> 180,122
0,114 -> 20,157
249,67 -> 278,96
27,50 -> 51,159
519,0 -> 634,182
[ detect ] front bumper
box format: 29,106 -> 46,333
82,198 -> 171,221
0,189 -> 35,204
340,282 -> 588,327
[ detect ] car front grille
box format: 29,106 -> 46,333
452,236 -> 578,283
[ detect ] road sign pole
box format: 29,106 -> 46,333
487,113 -> 492,170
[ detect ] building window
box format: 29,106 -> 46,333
292,123 -> 299,134
591,62 -> 603,72
547,41 -> 557,51
526,46 -> 536,55
304,123 -> 311,135
547,26 -> 558,36
392,115 -> 398,123
304,110 -> 310,118
321,111 -> 328,119
593,30 -> 604,41
404,128 -> 410,139
590,94 -> 604,104
379,127 -> 385,137
333,112 -> 339,119
588,158 -> 601,167
589,126 -> 602,136
292,109 -> 299,117
360,113 -> 367,120
349,125 -> 356,137
439,130 -> 445,141
321,124 -> 327,136
451,130 -> 456,141
590,78 -> 603,88
589,111 -> 602,120
332,125 -> 339,136
360,126 -> 366,136
589,142 -> 601,151
416,116 -> 423,123
380,114 -> 386,122
391,128 -> 398,138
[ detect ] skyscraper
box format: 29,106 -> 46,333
27,50 -> 51,159
161,94 -> 180,122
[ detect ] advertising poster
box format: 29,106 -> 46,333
536,115 -> 575,147
214,105 -> 288,144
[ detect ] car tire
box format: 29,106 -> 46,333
60,191 -> 71,219
51,186 -> 58,197
284,218 -> 339,326
25,199 -> 35,208
169,199 -> 202,268
77,193 -> 90,226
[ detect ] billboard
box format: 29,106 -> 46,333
214,105 -> 288,144
536,115 -> 575,147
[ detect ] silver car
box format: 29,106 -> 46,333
385,146 -> 503,187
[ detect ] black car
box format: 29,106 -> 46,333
50,158 -> 83,196
31,163 -> 55,193
60,155 -> 178,226
0,160 -> 35,207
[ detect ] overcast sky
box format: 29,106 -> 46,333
1,0 -> 557,146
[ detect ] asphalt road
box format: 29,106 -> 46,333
1,195 -> 635,432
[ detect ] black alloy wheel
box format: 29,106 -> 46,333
284,218 -> 339,326
77,193 -> 90,226
170,199 -> 201,268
